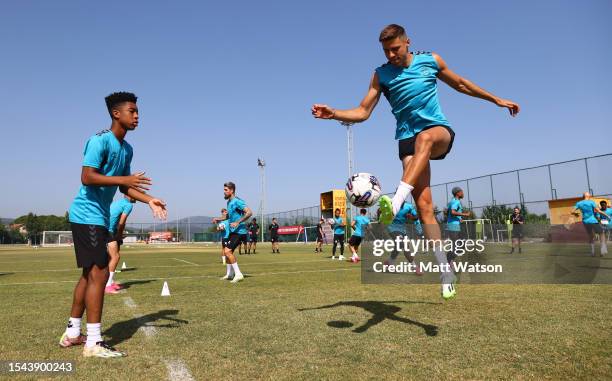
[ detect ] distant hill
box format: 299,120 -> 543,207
0,218 -> 14,225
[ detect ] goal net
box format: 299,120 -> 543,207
42,231 -> 73,247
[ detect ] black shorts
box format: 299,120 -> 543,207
584,223 -> 602,235
108,232 -> 123,247
398,125 -> 455,161
333,234 -> 345,244
270,235 -> 279,243
221,238 -> 229,248
316,234 -> 323,243
348,235 -> 362,247
71,223 -> 110,268
249,233 -> 258,243
226,233 -> 248,251
511,225 -> 523,239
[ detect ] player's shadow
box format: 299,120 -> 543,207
0,272 -> 12,276
102,309 -> 188,346
119,279 -> 155,289
298,300 -> 440,336
119,267 -> 137,272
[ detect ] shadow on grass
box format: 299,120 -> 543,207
118,267 -> 137,272
0,272 -> 13,276
102,309 -> 188,346
118,279 -> 156,289
299,300 -> 440,336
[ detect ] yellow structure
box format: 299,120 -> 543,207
548,196 -> 611,225
320,189 -> 348,219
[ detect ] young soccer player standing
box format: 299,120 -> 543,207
315,217 -> 325,253
572,193 -> 609,256
269,218 -> 280,253
312,24 -> 519,298
105,195 -> 136,294
348,209 -> 370,262
331,208 -> 346,261
60,92 -> 167,357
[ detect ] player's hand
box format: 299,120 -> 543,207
230,222 -> 239,229
311,104 -> 335,119
124,172 -> 152,192
495,98 -> 520,117
148,198 -> 167,220
212,218 -> 219,223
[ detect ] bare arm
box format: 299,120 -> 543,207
433,53 -> 520,117
230,207 -> 253,229
116,213 -> 129,238
312,72 -> 382,123
82,167 -> 152,192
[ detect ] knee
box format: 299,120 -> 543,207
415,133 -> 434,152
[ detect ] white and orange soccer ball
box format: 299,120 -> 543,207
345,172 -> 382,207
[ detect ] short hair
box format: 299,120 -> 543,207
105,92 -> 137,117
360,209 -> 367,215
272,217 -> 277,221
335,208 -> 341,213
221,208 -> 227,213
252,218 -> 257,222
224,182 -> 236,192
379,24 -> 407,42
601,201 -> 608,206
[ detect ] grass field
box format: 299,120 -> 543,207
0,243 -> 611,380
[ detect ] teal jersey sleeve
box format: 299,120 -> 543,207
82,134 -> 106,168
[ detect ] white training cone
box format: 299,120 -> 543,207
121,262 -> 127,269
161,281 -> 171,296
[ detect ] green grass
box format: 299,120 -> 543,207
0,243 -> 610,380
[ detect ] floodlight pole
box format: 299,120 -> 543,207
258,158 -> 266,242
340,121 -> 355,229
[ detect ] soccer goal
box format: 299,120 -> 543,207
461,219 -> 494,242
41,231 -> 73,247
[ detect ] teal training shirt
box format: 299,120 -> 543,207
376,52 -> 450,141
575,200 -> 598,224
333,217 -> 345,235
227,197 -> 248,234
446,198 -> 463,232
108,198 -> 134,233
69,130 -> 133,227
352,215 -> 370,237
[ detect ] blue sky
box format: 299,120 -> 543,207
1,0 -> 610,222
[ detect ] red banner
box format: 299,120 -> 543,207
149,231 -> 173,242
277,225 -> 304,235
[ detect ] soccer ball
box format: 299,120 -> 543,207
217,222 -> 226,231
345,172 -> 382,207
327,218 -> 336,225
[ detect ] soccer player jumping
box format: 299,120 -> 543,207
312,24 -> 519,299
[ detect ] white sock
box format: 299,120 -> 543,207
231,262 -> 242,277
85,323 -> 102,347
434,249 -> 454,284
602,243 -> 608,254
106,272 -> 115,287
391,182 -> 414,215
66,317 -> 81,338
222,256 -> 226,264
226,264 -> 234,277
591,243 -> 595,255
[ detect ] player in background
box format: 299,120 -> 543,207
216,208 -> 230,264
599,201 -> 612,235
509,207 -> 525,254
315,217 -> 325,253
571,193 -> 609,256
61,92 -> 167,358
212,182 -> 251,283
385,201 -> 422,275
269,218 -> 280,253
312,24 -> 519,299
247,218 -> 259,254
105,195 -> 136,294
348,209 -> 370,262
331,208 -> 346,260
446,187 -> 470,266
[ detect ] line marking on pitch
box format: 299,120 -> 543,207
165,359 -> 195,381
123,296 -> 137,308
0,267 -> 359,286
172,258 -> 199,266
